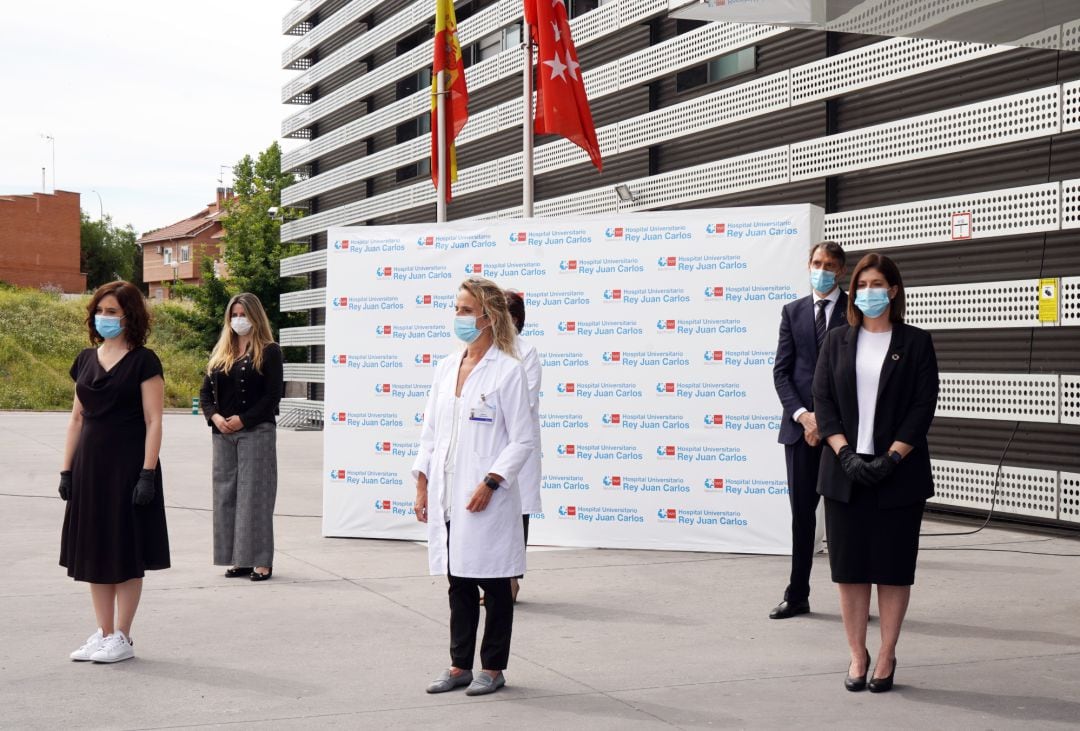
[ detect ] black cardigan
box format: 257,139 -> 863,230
812,323 -> 939,507
200,343 -> 283,433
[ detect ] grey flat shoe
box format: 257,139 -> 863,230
426,668 -> 473,694
465,671 -> 506,696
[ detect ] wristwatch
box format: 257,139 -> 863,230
483,475 -> 501,490
887,450 -> 903,465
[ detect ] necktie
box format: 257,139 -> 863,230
815,299 -> 828,350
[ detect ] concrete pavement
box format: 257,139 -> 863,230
1,411 -> 1078,730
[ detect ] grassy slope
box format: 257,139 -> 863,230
0,287 -> 207,410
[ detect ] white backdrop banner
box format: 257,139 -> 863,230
323,205 -> 821,554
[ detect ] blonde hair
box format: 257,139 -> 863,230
206,293 -> 276,375
460,277 -> 517,357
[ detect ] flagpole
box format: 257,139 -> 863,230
436,69 -> 448,223
522,22 -> 534,218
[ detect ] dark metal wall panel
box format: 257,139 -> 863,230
929,419 -> 1080,472
833,132 -> 1080,211
534,149 -> 649,201
928,328 -> 1080,375
665,179 -> 827,210
317,179 -> 370,210
834,47 -> 1072,132
656,104 -> 825,174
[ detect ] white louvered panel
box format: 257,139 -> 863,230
279,326 -> 326,346
279,250 -> 328,276
829,0 -> 1000,37
283,137 -> 427,207
456,160 -> 502,197
823,183 -> 1061,250
1061,472 -> 1080,523
1061,376 -> 1080,426
1063,179 -> 1080,229
1065,19 -> 1080,52
791,37 -> 1005,104
283,363 -> 325,383
791,87 -> 1061,180
1061,276 -> 1080,325
1063,79 -> 1080,132
457,0 -> 515,45
280,288 -> 327,312
618,73 -> 788,154
282,0 -> 380,69
279,397 -> 325,416
1011,25 -> 1063,50
929,459 -> 1059,519
936,373 -> 1060,423
905,280 -> 1041,330
570,0 -> 619,42
536,186 -> 616,218
619,22 -> 782,90
282,0 -> 436,102
623,0 -> 669,24
282,0 -> 320,33
623,146 -> 790,212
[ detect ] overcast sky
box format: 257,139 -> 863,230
0,1 -> 298,235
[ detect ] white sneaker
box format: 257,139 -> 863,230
70,628 -> 105,661
90,630 -> 134,663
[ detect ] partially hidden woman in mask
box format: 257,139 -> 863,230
60,280 -> 169,663
200,293 -> 283,581
413,277 -> 536,697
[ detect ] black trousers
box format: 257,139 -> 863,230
447,522 -> 514,670
783,439 -> 824,603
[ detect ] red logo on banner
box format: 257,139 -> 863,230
610,351 -> 621,361
567,505 -> 577,516
468,263 -> 483,273
710,414 -> 724,425
665,508 -> 677,519
664,320 -> 676,330
712,478 -> 725,490
378,384 -> 391,393
664,445 -> 676,456
611,476 -> 622,486
382,267 -> 393,277
610,413 -> 620,424
336,469 -> 346,479
663,382 -> 675,393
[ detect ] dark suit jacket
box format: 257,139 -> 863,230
813,322 -> 939,507
773,291 -> 849,445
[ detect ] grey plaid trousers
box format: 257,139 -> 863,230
212,422 -> 278,568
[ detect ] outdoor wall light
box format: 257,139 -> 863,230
614,184 -> 637,203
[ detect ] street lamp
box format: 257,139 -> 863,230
40,134 -> 55,192
90,190 -> 103,222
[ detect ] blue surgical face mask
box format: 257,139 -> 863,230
453,315 -> 485,343
854,288 -> 891,318
809,268 -> 837,293
95,315 -> 125,340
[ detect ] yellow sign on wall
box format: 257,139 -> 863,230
1038,278 -> 1059,323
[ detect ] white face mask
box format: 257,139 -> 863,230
230,316 -> 253,336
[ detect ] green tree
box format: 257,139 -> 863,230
175,141 -> 306,350
80,213 -> 140,291
221,142 -> 306,336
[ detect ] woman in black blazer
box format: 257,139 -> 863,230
812,253 -> 939,694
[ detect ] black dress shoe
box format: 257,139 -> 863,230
845,649 -> 870,692
868,658 -> 896,693
250,568 -> 273,582
225,567 -> 253,578
769,600 -> 810,619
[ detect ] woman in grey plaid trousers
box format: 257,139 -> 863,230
200,293 -> 283,582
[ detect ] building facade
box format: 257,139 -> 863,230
0,190 -> 85,292
276,0 -> 1080,528
137,188 -> 232,301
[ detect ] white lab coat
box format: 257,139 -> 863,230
515,337 -> 543,514
412,344 -> 536,578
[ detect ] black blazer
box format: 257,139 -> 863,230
813,322 -> 939,507
773,291 -> 849,445
200,343 -> 284,433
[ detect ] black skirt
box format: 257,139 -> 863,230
824,484 -> 925,586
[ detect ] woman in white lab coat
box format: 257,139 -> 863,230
413,277 -> 535,697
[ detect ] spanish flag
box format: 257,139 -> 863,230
431,0 -> 469,201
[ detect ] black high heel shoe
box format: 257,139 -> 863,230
868,657 -> 896,693
225,567 -> 253,578
845,649 -> 870,692
250,567 -> 273,582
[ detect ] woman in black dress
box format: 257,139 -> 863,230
59,281 -> 169,663
813,254 -> 939,693
199,293 -> 283,581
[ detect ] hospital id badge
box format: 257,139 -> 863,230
469,402 -> 495,423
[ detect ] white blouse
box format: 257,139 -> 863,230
855,328 -> 892,455
441,396 -> 463,516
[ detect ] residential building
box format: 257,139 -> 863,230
275,1 -> 1080,528
137,188 -> 232,301
0,190 -> 85,292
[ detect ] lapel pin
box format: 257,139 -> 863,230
891,353 -> 901,361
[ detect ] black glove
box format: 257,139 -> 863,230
864,454 -> 898,484
133,468 -> 156,506
59,470 -> 72,501
838,445 -> 876,486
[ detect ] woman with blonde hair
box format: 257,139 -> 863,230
199,293 -> 283,581
413,276 -> 536,696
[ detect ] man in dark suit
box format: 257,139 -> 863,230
769,241 -> 848,619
